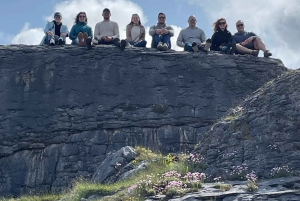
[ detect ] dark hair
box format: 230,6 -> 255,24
158,12 -> 165,17
128,14 -> 141,25
75,12 -> 88,24
213,17 -> 227,32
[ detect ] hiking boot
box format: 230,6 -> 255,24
162,43 -> 168,51
226,42 -> 232,54
58,37 -> 64,45
120,39 -> 126,51
50,38 -> 55,46
204,38 -> 212,51
83,33 -> 88,47
86,38 -> 92,50
251,50 -> 259,57
264,50 -> 272,58
157,42 -> 163,50
192,42 -> 199,52
230,43 -> 236,55
78,32 -> 83,46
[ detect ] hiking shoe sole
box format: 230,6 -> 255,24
86,38 -> 92,50
120,40 -> 126,51
230,43 -> 236,55
192,42 -> 199,52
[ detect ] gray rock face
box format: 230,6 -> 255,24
0,45 -> 287,195
195,70 -> 300,179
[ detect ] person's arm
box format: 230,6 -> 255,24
94,23 -> 101,40
176,30 -> 185,48
149,25 -> 156,36
167,26 -> 174,37
232,34 -> 237,43
140,26 -> 145,41
200,30 -> 207,43
61,25 -> 69,37
69,25 -> 77,40
210,32 -> 217,51
44,22 -> 51,34
112,22 -> 120,39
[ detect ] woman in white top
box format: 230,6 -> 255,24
125,14 -> 147,47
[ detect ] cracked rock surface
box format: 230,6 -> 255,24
0,45 -> 287,195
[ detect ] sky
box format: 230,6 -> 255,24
0,0 -> 299,69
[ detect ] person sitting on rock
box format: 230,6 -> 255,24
177,15 -> 211,52
149,12 -> 174,51
93,8 -> 126,50
125,14 -> 147,48
211,18 -> 236,54
69,12 -> 93,49
232,20 -> 272,57
41,12 -> 69,46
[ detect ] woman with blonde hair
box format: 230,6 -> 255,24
210,18 -> 235,54
125,14 -> 147,47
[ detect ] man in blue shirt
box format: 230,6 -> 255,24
233,20 -> 272,57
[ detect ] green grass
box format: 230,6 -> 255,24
1,148 -> 206,201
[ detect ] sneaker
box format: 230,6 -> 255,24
230,43 -> 236,55
264,50 -> 272,58
192,42 -> 199,52
251,50 -> 259,57
225,42 -> 232,54
162,43 -> 168,51
78,32 -> 83,46
86,38 -> 92,50
50,38 -> 55,46
204,38 -> 212,51
157,42 -> 163,50
92,39 -> 98,45
120,39 -> 126,51
58,37 -> 64,45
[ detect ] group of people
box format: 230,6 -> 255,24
41,9 -> 272,57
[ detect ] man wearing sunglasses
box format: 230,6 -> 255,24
41,12 -> 69,45
94,8 -> 124,50
233,20 -> 272,57
177,15 -> 211,52
149,12 -> 174,51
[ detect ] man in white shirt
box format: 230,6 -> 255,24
94,8 -> 126,50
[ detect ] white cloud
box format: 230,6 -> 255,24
11,23 -> 44,45
187,0 -> 300,69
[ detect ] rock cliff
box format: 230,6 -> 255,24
195,70 -> 300,179
0,44 -> 287,195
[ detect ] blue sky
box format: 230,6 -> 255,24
0,0 -> 299,69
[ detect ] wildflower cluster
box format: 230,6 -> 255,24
185,153 -> 206,171
246,171 -> 258,192
230,164 -> 248,180
270,166 -> 292,178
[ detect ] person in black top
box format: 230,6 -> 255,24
211,18 -> 236,54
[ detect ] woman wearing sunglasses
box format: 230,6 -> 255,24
69,12 -> 93,48
211,18 -> 236,54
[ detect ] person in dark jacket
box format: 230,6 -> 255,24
69,12 -> 93,49
211,18 -> 235,54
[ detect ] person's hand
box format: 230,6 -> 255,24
161,28 -> 169,35
47,31 -> 53,36
102,36 -> 108,41
106,36 -> 112,41
155,29 -> 162,34
60,33 -> 67,37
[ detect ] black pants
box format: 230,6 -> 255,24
97,38 -> 120,47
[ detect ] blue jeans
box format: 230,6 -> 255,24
153,34 -> 171,49
71,39 -> 79,45
184,42 -> 205,52
129,40 -> 147,47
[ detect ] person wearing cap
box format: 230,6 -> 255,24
69,12 -> 93,49
41,12 -> 69,45
149,12 -> 174,51
94,8 -> 125,50
177,15 -> 211,52
232,20 -> 272,57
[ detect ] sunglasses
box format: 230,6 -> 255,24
103,11 -> 110,14
219,22 -> 226,25
79,15 -> 86,18
54,16 -> 61,18
237,24 -> 244,27
159,16 -> 165,19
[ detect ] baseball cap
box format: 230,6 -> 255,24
103,8 -> 110,13
54,12 -> 62,18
